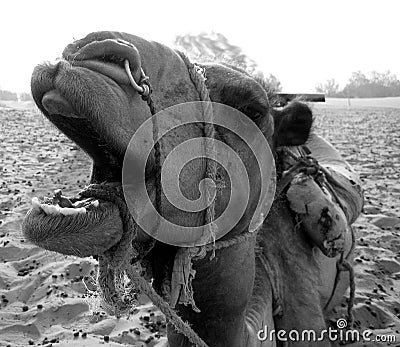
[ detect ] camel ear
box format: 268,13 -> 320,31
272,101 -> 314,147
203,64 -> 270,122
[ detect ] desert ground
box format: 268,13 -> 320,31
0,100 -> 399,346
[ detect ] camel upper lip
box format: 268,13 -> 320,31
36,58 -> 133,119
71,59 -> 131,86
31,59 -> 124,181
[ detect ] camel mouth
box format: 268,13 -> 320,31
28,51 -> 135,256
22,191 -> 124,257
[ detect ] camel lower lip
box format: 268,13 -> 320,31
42,90 -> 82,118
22,197 -> 124,257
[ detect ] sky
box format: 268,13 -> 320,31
1,0 -> 399,93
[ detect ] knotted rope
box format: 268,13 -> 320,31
324,226 -> 356,326
79,183 -> 209,347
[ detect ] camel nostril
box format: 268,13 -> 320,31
42,90 -> 82,118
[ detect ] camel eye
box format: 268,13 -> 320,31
239,105 -> 266,122
251,111 -> 263,122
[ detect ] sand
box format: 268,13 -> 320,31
0,108 -> 167,347
1,104 -> 399,346
313,105 -> 400,346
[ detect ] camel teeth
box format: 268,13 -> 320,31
59,207 -> 86,216
40,204 -> 61,215
32,199 -> 87,216
31,197 -> 41,210
73,198 -> 92,208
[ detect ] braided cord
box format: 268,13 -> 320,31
177,51 -> 218,254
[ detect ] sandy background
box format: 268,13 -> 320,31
0,102 -> 399,346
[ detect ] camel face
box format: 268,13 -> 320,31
27,31 -> 313,256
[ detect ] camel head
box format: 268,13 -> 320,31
25,31 -> 313,256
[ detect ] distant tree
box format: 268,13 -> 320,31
175,32 -> 258,72
254,71 -> 282,93
342,71 -> 369,97
342,70 -> 400,97
174,32 -> 282,92
0,89 -> 18,101
264,73 -> 282,93
0,89 -> 33,101
315,78 -> 339,97
20,92 -> 33,101
321,70 -> 400,98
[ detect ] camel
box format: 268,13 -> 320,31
24,31 -> 363,346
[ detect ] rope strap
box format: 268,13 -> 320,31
79,182 -> 210,346
79,184 -> 140,313
324,226 -> 356,326
177,51 -> 219,254
170,229 -> 259,311
125,266 -> 209,347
